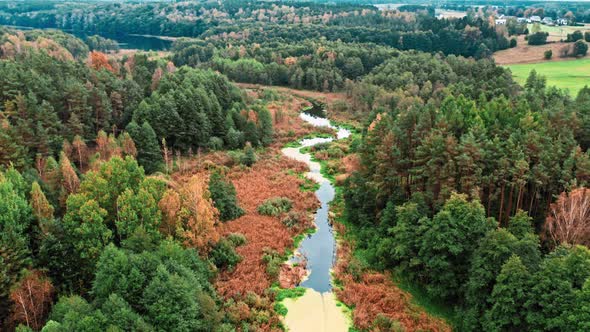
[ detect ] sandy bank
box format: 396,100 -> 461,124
283,289 -> 349,332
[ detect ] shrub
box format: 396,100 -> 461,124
209,171 -> 244,221
567,30 -> 584,42
509,38 -> 517,48
211,238 -> 242,271
544,49 -> 553,60
262,248 -> 282,279
257,197 -> 293,216
586,31 -> 590,42
527,32 -> 548,45
208,137 -> 224,150
227,151 -> 245,166
281,211 -> 303,228
241,143 -> 257,167
373,314 -> 404,332
227,233 -> 247,247
574,40 -> 588,57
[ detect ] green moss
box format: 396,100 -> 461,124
275,287 -> 307,301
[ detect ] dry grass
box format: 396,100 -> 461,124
333,223 -> 451,332
216,154 -> 318,297
494,35 -> 587,65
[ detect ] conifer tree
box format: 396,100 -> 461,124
126,121 -> 163,174
30,181 -> 54,224
258,108 -> 273,147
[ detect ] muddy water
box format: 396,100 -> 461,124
281,110 -> 350,331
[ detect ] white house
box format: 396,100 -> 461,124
556,18 -> 568,26
542,17 -> 554,25
495,19 -> 507,25
530,16 -> 541,22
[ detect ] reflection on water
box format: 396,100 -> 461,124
281,110 -> 349,293
4,25 -> 172,51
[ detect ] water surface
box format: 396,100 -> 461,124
281,110 -> 350,293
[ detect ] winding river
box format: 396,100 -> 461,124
280,107 -> 351,331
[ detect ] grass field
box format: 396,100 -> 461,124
505,58 -> 590,94
527,23 -> 590,41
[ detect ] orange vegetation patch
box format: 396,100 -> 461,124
216,153 -> 319,297
236,83 -> 361,125
333,223 -> 451,331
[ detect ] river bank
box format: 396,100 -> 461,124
280,107 -> 352,331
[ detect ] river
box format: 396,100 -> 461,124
280,107 -> 351,331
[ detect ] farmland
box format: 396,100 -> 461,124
505,58 -> 590,93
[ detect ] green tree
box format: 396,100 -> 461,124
126,121 -> 163,174
484,255 -> 531,331
526,245 -> 590,331
242,143 -> 257,167
209,171 -> 244,221
574,40 -> 588,57
257,108 -> 273,147
419,193 -> 494,300
62,194 -> 112,289
47,296 -> 106,332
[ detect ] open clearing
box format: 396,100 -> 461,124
493,35 -> 586,65
528,23 -> 590,42
505,58 -> 590,94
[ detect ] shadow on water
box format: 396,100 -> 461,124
4,25 -> 172,51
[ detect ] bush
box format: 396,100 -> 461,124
544,49 -> 553,60
527,32 -> 548,45
208,137 -> 224,150
509,38 -> 517,48
227,151 -> 245,166
574,40 -> 588,57
567,30 -> 584,42
209,171 -> 244,221
257,197 -> 293,216
241,143 -> 257,167
211,238 -> 242,271
281,211 -> 303,228
227,233 -> 247,247
262,248 -> 282,278
585,31 -> 590,42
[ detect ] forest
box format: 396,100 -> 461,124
2,1 -> 590,332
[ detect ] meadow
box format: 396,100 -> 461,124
527,23 -> 590,41
505,58 -> 590,94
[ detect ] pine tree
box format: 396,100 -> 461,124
30,182 -> 54,227
209,171 -> 244,221
126,121 -> 163,174
0,120 -> 29,169
242,143 -> 257,167
244,121 -> 259,147
258,108 -> 273,147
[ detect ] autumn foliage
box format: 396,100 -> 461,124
88,51 -> 116,73
10,270 -> 54,331
545,187 -> 590,247
159,175 -> 220,252
333,223 -> 450,331
215,155 -> 317,297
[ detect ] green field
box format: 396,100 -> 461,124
505,59 -> 590,94
527,23 -> 590,40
